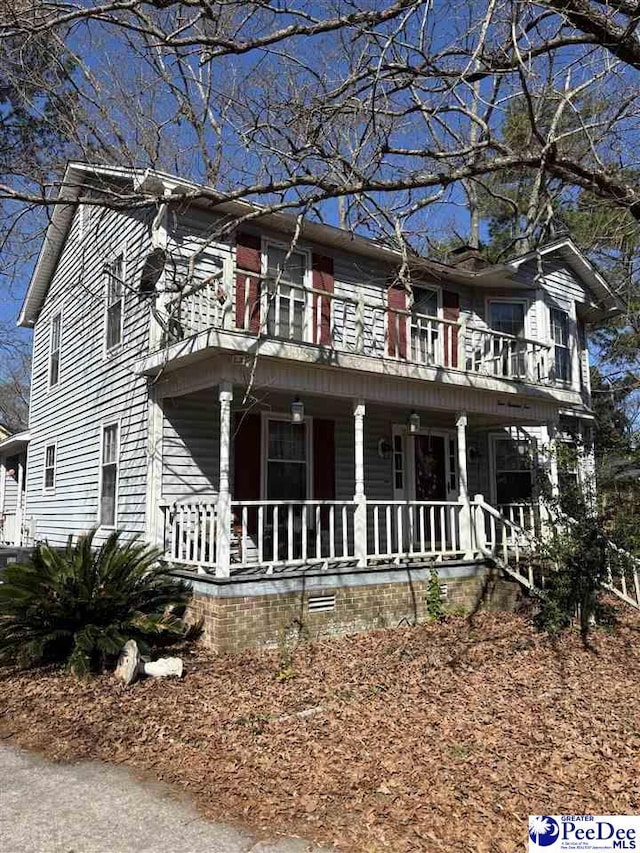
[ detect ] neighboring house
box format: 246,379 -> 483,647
14,162 -> 626,649
0,429 -> 29,547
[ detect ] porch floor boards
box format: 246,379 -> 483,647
169,553 -> 493,583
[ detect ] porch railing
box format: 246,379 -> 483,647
0,511 -> 19,546
472,494 -> 539,588
160,497 -> 640,613
366,500 -> 464,560
163,501 -> 217,567
162,496 -> 544,577
497,502 -> 537,534
164,498 -> 473,574
231,500 -> 358,572
156,273 -> 553,386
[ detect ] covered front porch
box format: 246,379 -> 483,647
151,373 -> 560,579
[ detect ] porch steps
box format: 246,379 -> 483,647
492,525 -> 640,612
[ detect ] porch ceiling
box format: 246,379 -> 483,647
153,351 -> 586,426
164,384 -> 562,429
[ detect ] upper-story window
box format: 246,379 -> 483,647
105,253 -> 125,351
265,244 -> 308,340
550,308 -> 570,383
49,312 -> 61,387
411,285 -> 440,364
489,301 -> 526,337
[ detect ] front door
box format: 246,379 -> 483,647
414,434 -> 447,501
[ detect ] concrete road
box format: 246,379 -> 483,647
0,745 -> 330,853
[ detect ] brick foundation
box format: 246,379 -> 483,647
185,564 -> 522,654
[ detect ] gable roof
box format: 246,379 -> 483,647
505,237 -> 625,320
19,163 -> 625,327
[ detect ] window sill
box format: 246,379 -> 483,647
104,345 -> 123,358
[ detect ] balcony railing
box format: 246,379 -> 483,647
160,274 -> 553,385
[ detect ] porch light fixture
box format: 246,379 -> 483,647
377,438 -> 392,460
291,398 -> 305,424
408,412 -> 420,433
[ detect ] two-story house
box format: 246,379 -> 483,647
8,162 -> 625,650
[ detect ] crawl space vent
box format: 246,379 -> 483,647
308,594 -> 336,613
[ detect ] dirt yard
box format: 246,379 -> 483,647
1,610 -> 639,852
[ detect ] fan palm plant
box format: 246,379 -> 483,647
0,529 -> 192,676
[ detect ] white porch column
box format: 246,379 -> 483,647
456,412 -> 474,558
538,420 -> 560,540
145,385 -> 164,548
16,456 -> 24,547
353,400 -> 367,568
547,420 -> 560,501
0,456 -> 6,519
215,383 -> 233,577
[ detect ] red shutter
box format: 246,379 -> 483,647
233,412 -> 261,534
235,232 -> 261,334
312,253 -> 334,345
387,282 -> 407,359
313,419 -> 335,501
442,290 -> 460,367
233,412 -> 261,500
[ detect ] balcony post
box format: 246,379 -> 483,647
456,412 -> 474,558
457,318 -> 466,370
353,400 -> 367,567
216,382 -> 233,577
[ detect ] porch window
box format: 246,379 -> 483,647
493,436 -> 533,505
266,419 -> 307,500
551,308 -> 570,382
43,443 -> 56,492
100,423 -> 119,526
49,312 -> 61,387
265,245 -> 307,340
105,254 -> 124,350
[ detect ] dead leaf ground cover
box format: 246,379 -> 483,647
1,610 -> 640,852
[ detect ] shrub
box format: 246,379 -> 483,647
0,529 -> 192,676
534,513 -> 613,638
426,567 -> 444,621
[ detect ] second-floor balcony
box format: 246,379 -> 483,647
152,273 -> 560,389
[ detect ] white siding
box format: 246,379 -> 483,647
162,390 -> 219,502
25,204 -> 153,545
2,459 -> 20,513
513,258 -> 587,305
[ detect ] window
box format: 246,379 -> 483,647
493,436 -> 533,505
393,434 -> 404,491
489,301 -> 526,337
105,254 -> 124,350
49,312 -> 61,387
44,443 -> 56,492
100,423 -> 119,526
487,301 -> 527,377
411,286 -> 440,364
265,245 -> 307,340
551,308 -> 570,382
265,419 -> 308,500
